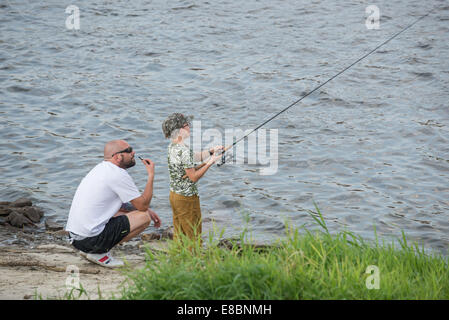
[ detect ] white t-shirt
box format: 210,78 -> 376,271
65,161 -> 141,237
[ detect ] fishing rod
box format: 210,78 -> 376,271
209,6 -> 436,167
187,6 -> 437,174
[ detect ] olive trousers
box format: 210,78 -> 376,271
169,191 -> 202,243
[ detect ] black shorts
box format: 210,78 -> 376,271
72,215 -> 130,254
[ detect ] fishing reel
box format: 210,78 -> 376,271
217,151 -> 226,167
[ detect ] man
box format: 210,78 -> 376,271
65,140 -> 161,268
162,113 -> 222,244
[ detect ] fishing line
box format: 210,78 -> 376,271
216,6 -> 437,166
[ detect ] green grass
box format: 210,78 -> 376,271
119,205 -> 449,300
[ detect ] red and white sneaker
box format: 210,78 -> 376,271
82,252 -> 124,268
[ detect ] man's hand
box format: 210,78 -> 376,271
147,208 -> 161,228
141,158 -> 155,177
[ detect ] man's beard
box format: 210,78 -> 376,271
120,157 -> 136,169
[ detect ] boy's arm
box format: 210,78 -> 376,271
184,153 -> 221,182
193,145 -> 224,162
193,148 -> 212,162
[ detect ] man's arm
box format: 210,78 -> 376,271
117,202 -> 137,213
130,158 -> 155,211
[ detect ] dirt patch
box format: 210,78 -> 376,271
0,225 -> 169,300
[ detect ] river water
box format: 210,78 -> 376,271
1,1 -> 448,252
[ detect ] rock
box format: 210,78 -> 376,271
161,227 -> 174,240
45,219 -> 63,231
141,233 -> 161,241
141,227 -> 174,242
14,207 -> 42,223
50,229 -> 69,239
217,238 -> 279,252
6,211 -> 33,228
218,238 -> 236,250
35,207 -> 44,218
10,198 -> 32,208
0,206 -> 12,216
1,198 -> 46,229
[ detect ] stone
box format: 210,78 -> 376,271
10,198 -> 32,208
50,229 -> 69,239
6,211 -> 33,228
0,206 -> 12,216
141,227 -> 174,242
45,219 -> 64,231
14,207 -> 41,223
217,238 -> 278,252
0,201 -> 11,206
141,233 -> 161,241
161,227 -> 174,240
218,238 -> 236,250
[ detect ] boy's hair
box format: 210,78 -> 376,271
162,113 -> 193,139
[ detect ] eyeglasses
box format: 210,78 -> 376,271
111,146 -> 133,157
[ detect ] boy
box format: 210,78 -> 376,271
162,113 -> 222,243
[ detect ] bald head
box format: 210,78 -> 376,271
104,140 -> 128,159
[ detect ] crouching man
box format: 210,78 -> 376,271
65,140 -> 161,268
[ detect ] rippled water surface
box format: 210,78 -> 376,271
1,1 -> 448,251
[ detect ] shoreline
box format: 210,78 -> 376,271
2,208 -> 448,300
0,224 -> 168,300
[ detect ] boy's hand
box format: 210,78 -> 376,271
209,145 -> 224,155
207,153 -> 222,165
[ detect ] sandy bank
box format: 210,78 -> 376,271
0,225 -> 168,300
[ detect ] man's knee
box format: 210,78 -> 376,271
142,211 -> 151,228
138,210 -> 151,229
127,210 -> 151,232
